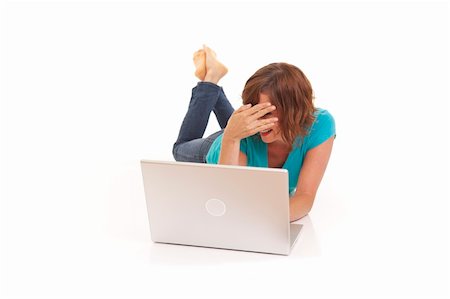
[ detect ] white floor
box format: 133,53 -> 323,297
2,157 -> 449,299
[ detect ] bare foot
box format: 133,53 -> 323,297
203,45 -> 228,84
193,49 -> 206,80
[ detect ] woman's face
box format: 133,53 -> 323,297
257,93 -> 283,144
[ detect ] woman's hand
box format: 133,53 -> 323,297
223,103 -> 278,142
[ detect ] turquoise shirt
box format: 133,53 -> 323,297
205,108 -> 336,196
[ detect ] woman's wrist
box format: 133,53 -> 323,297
222,131 -> 240,144
219,132 -> 241,165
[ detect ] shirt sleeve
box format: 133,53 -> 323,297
307,109 -> 336,150
239,137 -> 248,155
205,134 -> 223,164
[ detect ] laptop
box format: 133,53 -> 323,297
140,159 -> 302,255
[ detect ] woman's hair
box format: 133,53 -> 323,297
242,62 -> 316,148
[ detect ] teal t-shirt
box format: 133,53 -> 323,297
205,108 -> 336,196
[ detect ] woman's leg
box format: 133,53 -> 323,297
173,82 -> 221,146
172,84 -> 234,162
172,46 -> 233,163
172,82 -> 221,162
204,45 -> 234,129
172,128 -> 225,163
214,88 -> 234,129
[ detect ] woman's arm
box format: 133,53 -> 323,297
218,137 -> 247,166
290,136 -> 335,222
218,103 -> 277,166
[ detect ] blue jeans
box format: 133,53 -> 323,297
172,82 -> 235,163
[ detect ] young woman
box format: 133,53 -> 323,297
173,45 -> 336,222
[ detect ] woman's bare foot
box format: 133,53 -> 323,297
203,45 -> 228,84
193,49 -> 206,80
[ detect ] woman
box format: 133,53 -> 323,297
173,45 -> 336,222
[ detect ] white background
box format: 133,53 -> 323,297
1,1 -> 449,298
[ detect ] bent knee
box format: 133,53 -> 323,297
172,142 -> 180,161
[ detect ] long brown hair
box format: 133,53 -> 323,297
242,62 -> 316,148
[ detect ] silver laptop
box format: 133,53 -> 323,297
140,160 -> 302,255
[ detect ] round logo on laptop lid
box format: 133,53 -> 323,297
205,198 -> 226,217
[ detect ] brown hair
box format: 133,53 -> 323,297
242,62 -> 316,148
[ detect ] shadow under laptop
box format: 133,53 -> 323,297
145,215 -> 320,265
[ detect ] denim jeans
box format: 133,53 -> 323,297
172,82 -> 235,163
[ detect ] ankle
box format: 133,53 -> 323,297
203,71 -> 221,84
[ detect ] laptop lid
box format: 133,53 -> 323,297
140,160 -> 293,255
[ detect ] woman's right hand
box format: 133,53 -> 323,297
223,102 -> 278,142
